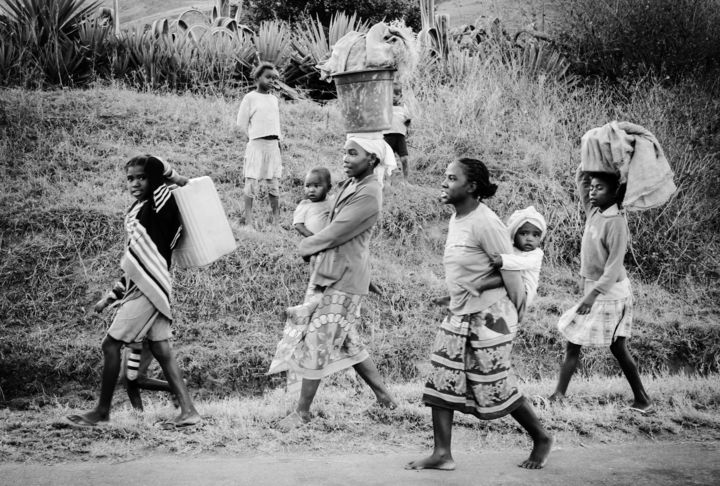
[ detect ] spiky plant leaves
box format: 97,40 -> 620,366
253,20 -> 291,69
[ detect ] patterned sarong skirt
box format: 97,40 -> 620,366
268,286 -> 369,380
422,296 -> 523,420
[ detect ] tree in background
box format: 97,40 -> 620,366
243,0 -> 422,31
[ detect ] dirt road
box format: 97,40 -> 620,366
2,440 -> 718,485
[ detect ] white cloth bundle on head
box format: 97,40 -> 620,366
580,121 -> 676,211
506,206 -> 547,241
346,132 -> 397,186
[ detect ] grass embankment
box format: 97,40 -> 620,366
0,56 -> 718,404
2,374 -> 719,463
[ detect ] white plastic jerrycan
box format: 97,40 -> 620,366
172,176 -> 237,268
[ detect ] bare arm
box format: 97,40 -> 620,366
457,273 -> 503,297
576,166 -> 592,215
293,223 -> 314,238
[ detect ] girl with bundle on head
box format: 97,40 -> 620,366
269,134 -> 398,431
66,155 -> 200,428
407,158 -> 552,471
550,169 -> 652,413
237,62 -> 282,228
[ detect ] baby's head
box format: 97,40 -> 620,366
507,206 -> 547,252
304,167 -> 331,202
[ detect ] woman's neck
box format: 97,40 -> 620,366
255,87 -> 268,94
453,197 -> 480,217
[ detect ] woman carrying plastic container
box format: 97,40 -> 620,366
270,134 -> 398,430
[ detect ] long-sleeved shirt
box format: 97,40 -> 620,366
298,175 -> 381,295
577,169 -> 629,294
236,91 -> 281,140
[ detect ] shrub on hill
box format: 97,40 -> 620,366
557,0 -> 720,79
243,0 -> 422,31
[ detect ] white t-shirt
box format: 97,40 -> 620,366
292,199 -> 331,234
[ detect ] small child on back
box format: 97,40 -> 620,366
382,84 -> 412,180
237,62 -> 283,227
293,167 -> 332,237
459,206 -> 546,307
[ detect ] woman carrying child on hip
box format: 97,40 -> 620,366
550,169 -> 652,413
269,135 -> 398,430
67,155 -> 200,428
407,158 -> 552,472
237,62 -> 282,228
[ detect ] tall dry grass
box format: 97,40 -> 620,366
1,48 -> 719,401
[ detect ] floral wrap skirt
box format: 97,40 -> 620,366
422,296 -> 523,420
268,286 -> 369,381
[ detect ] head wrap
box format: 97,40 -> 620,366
346,132 -> 397,186
506,206 -> 547,241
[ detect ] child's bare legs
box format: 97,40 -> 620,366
610,337 -> 651,410
148,339 -> 200,425
399,155 -> 409,179
510,398 -> 554,469
243,195 -> 254,226
71,335 -> 123,424
353,358 -> 397,408
269,194 -> 279,224
550,342 -> 582,401
405,407 -> 456,470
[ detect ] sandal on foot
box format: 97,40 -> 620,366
65,414 -> 99,428
626,405 -> 655,415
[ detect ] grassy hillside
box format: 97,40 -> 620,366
1,57 -> 719,401
438,0 -> 564,30
97,0 -> 215,27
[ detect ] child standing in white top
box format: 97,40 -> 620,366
382,84 -> 411,180
458,206 -> 546,308
293,168 -> 332,237
237,62 -> 282,227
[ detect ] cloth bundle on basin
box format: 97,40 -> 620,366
317,22 -> 416,80
580,121 -> 677,211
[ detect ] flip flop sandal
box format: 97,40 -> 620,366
65,414 -> 100,428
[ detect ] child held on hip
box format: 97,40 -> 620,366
550,169 -> 651,413
270,135 -> 398,431
66,155 -> 200,428
237,62 -> 283,227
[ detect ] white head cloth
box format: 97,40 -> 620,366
506,206 -> 547,241
346,132 -> 397,186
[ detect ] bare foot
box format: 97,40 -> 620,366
519,435 -> 553,469
66,410 -> 108,427
548,392 -> 566,403
277,411 -> 311,432
405,452 -> 456,471
377,394 -> 398,410
169,411 -> 202,427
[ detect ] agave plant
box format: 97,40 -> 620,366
1,0 -> 102,86
253,20 -> 291,68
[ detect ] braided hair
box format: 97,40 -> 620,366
456,157 -> 498,200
